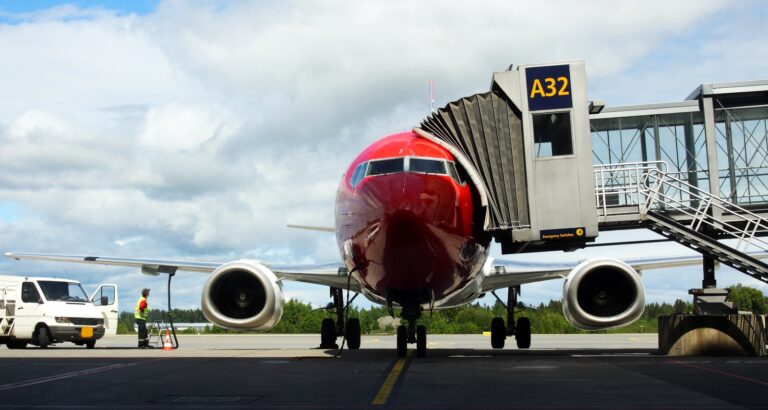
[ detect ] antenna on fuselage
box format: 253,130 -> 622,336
428,80 -> 435,113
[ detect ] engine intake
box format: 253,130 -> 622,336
201,260 -> 284,330
562,259 -> 644,330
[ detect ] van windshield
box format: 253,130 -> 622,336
38,281 -> 89,302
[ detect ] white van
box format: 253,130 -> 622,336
0,275 -> 117,349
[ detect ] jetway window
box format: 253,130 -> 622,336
368,158 -> 404,176
410,158 -> 447,175
533,111 -> 573,157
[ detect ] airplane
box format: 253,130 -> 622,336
5,130 -> 707,357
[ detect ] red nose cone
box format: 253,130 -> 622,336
335,132 -> 490,307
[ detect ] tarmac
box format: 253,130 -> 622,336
0,334 -> 765,408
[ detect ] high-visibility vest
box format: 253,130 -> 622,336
134,296 -> 149,320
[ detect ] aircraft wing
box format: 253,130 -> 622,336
3,252 -> 357,291
479,252 -> 765,293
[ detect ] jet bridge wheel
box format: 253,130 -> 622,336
320,318 -> 337,349
85,341 -> 96,349
491,317 -> 506,349
396,325 -> 407,358
416,325 -> 427,358
345,318 -> 361,349
515,317 -> 531,349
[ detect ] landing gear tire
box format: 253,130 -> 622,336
320,318 -> 337,348
345,318 -> 361,349
396,325 -> 407,358
515,317 -> 531,349
491,317 -> 506,349
37,327 -> 49,349
85,341 -> 96,349
416,325 -> 427,358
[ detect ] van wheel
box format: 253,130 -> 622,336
37,327 -> 50,349
85,341 -> 96,349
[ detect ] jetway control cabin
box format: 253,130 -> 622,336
417,61 -> 598,254
417,62 -> 768,264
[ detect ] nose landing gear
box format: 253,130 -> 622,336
395,305 -> 427,358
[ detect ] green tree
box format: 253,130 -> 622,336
727,284 -> 768,314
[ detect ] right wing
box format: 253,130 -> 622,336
479,251 -> 768,293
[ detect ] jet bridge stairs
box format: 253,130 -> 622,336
595,162 -> 768,356
594,161 -> 768,285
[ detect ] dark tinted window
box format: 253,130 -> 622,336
448,162 -> 464,184
367,158 -> 404,176
410,158 -> 446,174
533,111 -> 573,157
21,282 -> 42,303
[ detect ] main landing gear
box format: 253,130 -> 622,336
319,287 -> 361,350
490,285 -> 531,349
395,305 -> 427,358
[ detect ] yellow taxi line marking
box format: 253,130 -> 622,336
372,350 -> 413,405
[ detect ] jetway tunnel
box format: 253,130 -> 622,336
415,61 -> 598,254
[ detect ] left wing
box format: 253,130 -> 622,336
3,252 -> 357,291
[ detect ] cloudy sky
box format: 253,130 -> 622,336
0,0 -> 766,314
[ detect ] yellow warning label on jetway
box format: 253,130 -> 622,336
541,227 -> 585,240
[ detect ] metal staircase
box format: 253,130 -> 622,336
0,287 -> 14,336
594,162 -> 768,284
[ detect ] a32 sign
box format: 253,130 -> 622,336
526,65 -> 572,111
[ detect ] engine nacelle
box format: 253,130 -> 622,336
562,259 -> 645,330
201,260 -> 284,330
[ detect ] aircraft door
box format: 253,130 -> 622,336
90,284 -> 118,337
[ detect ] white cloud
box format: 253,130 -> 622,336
0,0 -> 766,314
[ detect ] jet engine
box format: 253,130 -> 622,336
562,259 -> 645,330
201,260 -> 284,330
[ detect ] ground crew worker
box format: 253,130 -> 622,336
135,288 -> 151,348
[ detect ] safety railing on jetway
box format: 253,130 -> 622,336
594,160 -> 768,252
594,161 -> 667,219
640,169 -> 768,252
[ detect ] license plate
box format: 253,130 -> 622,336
80,327 -> 94,338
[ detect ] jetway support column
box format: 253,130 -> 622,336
702,255 -> 716,289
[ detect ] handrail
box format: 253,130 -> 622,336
640,169 -> 768,252
594,160 -> 768,251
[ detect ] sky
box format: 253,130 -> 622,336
0,0 -> 766,315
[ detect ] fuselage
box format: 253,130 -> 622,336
335,131 -> 491,309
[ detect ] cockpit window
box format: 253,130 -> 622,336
409,158 -> 447,175
367,158 -> 404,176
349,161 -> 368,187
447,161 -> 464,184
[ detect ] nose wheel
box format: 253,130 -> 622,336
396,323 -> 427,357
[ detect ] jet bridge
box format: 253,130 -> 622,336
417,65 -> 768,355
416,61 -> 598,254
417,63 -> 768,285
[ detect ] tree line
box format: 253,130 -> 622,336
117,284 -> 767,335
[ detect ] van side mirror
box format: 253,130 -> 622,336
101,296 -> 109,306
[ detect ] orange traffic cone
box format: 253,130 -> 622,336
162,330 -> 174,351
